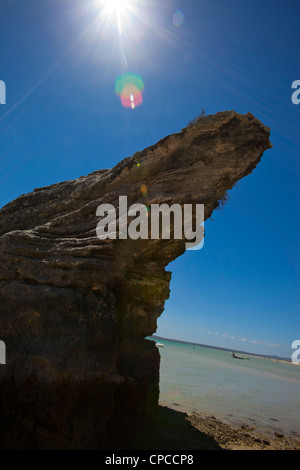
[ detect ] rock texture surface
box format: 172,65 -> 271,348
0,111 -> 271,449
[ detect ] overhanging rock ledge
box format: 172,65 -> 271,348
0,111 -> 271,449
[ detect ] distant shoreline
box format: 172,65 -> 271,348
150,334 -> 297,365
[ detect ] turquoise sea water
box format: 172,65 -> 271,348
150,337 -> 300,438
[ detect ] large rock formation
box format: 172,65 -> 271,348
0,111 -> 271,449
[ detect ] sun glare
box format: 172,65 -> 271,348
98,0 -> 134,34
101,0 -> 132,16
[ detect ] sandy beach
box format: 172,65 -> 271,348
134,406 -> 300,450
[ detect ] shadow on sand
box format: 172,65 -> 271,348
133,406 -> 222,450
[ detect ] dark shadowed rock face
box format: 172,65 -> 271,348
0,111 -> 271,449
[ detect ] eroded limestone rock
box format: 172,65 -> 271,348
0,111 -> 271,449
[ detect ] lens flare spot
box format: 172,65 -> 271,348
115,73 -> 144,109
140,184 -> 147,196
173,9 -> 184,28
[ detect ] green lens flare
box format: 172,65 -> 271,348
115,73 -> 144,109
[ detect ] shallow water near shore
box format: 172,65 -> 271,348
150,337 -> 300,438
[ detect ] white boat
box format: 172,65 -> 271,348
231,352 -> 249,360
156,343 -> 164,347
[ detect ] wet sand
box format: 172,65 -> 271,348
187,412 -> 300,450
134,406 -> 300,450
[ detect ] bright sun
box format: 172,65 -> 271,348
101,0 -> 132,16
99,0 -> 134,34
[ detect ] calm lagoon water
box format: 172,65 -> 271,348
150,337 -> 300,437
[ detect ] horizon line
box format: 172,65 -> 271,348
150,334 -> 291,362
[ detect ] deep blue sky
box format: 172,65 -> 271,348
0,0 -> 299,358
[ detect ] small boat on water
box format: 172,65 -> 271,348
231,352 -> 249,360
156,343 -> 164,348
